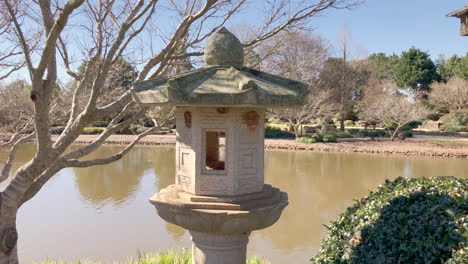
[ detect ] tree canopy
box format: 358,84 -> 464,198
393,47 -> 440,92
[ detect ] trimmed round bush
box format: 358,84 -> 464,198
323,134 -> 337,142
265,126 -> 294,138
311,177 -> 467,264
344,120 -> 355,127
82,127 -> 106,134
297,134 -> 323,143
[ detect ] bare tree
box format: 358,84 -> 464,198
0,0 -> 363,262
429,77 -> 468,111
328,27 -> 367,131
360,86 -> 429,141
257,31 -> 335,138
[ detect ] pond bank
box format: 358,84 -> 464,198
1,134 -> 466,158
62,134 -> 468,158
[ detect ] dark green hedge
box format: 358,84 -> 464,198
311,177 -> 467,264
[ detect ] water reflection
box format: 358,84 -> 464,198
1,145 -> 466,263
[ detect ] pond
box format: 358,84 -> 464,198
1,145 -> 467,263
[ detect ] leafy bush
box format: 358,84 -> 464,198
443,125 -> 463,133
265,125 -> 294,138
344,120 -> 354,127
351,129 -> 388,138
412,130 -> 468,138
332,131 -> 353,138
91,121 -> 109,128
143,116 -> 155,127
82,127 -> 106,134
297,134 -> 323,143
401,131 -> 413,138
322,134 -> 337,142
311,177 -> 467,264
50,126 -> 65,135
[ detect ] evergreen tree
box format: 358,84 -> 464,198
393,47 -> 440,92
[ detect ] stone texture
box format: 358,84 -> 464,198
205,27 -> 244,66
149,184 -> 288,234
130,28 -> 308,107
175,107 -> 265,196
191,231 -> 249,264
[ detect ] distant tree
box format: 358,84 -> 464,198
429,77 -> 468,111
360,89 -> 429,141
367,52 -> 399,80
0,80 -> 34,132
393,47 -> 440,93
259,31 -> 335,138
319,57 -> 367,131
436,54 -> 468,81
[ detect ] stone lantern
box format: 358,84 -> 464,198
131,28 -> 307,264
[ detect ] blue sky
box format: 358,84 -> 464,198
306,0 -> 467,59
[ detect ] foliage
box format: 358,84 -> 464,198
265,126 -> 294,138
297,134 -> 323,143
82,127 -> 106,135
400,131 -> 413,138
344,120 -> 354,127
50,126 -> 66,135
90,121 -> 110,128
367,53 -> 399,80
439,110 -> 468,132
437,54 -> 468,80
322,134 -> 337,142
38,250 -> 269,264
332,131 -> 353,138
311,177 -> 468,264
393,47 -> 440,92
412,130 -> 468,138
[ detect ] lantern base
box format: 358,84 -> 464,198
149,184 -> 288,263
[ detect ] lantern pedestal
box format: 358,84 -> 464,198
190,231 -> 249,264
150,184 -> 288,264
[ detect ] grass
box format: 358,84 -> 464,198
430,139 -> 468,146
38,250 -> 270,264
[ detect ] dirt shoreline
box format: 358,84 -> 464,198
63,134 -> 468,158
2,133 -> 467,158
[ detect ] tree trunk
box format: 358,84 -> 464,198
293,124 -> 300,139
321,119 -> 328,135
340,113 -> 345,132
0,215 -> 19,264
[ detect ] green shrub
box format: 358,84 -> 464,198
311,176 -> 467,264
412,130 -> 468,138
91,121 -> 109,128
322,134 -> 336,142
143,117 -> 155,127
354,129 -> 388,138
332,131 -> 353,138
401,131 -> 413,138
265,125 -> 294,138
344,120 -> 354,127
82,127 -> 106,134
50,126 -> 65,135
297,134 -> 323,143
443,125 -> 463,133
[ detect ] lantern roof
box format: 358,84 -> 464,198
131,28 -> 308,107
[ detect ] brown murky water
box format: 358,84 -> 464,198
1,145 -> 467,263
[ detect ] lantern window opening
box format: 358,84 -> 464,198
204,130 -> 226,172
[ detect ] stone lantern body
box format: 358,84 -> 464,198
131,27 -> 307,264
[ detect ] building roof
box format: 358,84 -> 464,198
447,6 -> 468,18
131,28 -> 308,107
